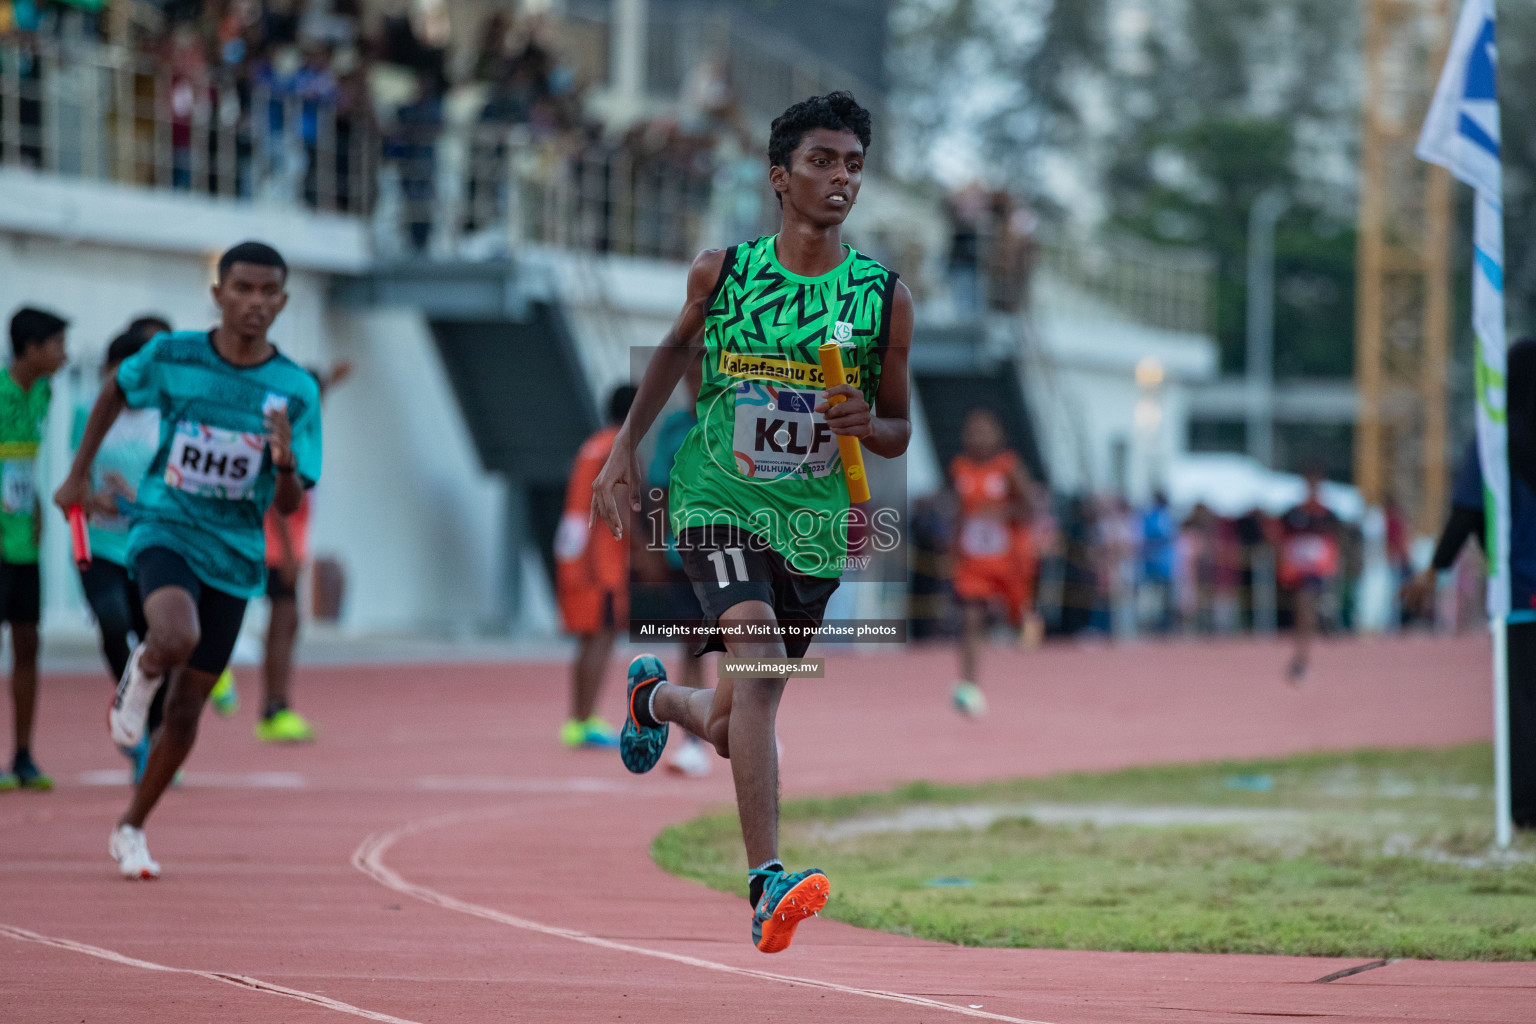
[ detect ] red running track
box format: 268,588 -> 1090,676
2,634 -> 1532,1023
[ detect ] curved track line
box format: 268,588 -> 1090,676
352,806 -> 1062,1024
0,923 -> 423,1024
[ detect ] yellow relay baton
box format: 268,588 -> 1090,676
817,341 -> 872,503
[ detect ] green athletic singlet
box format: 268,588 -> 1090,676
669,235 -> 898,578
0,371 -> 50,564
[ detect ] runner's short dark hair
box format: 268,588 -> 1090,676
768,92 -> 872,171
126,315 -> 172,342
105,331 -> 149,368
217,241 -> 288,282
9,307 -> 67,359
609,384 -> 638,425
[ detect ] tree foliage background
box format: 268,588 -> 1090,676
891,0 -> 1536,386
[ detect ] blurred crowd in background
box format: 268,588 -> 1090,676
909,473 -> 1486,643
0,0 -> 775,257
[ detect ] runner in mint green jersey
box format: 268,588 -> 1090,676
592,92 -> 914,952
116,330 -> 321,598
55,241 -> 320,881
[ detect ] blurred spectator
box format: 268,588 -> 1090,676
1179,503 -> 1224,633
679,55 -> 733,134
1139,491 -> 1176,632
945,182 -> 987,317
1056,495 -> 1101,635
707,125 -> 766,245
1233,507 -> 1271,630
1384,498 -> 1413,626
380,0 -> 445,82
986,193 -> 1038,313
1096,495 -> 1137,636
166,24 -> 210,189
386,71 -> 443,253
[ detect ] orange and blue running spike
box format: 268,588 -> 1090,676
751,868 -> 830,953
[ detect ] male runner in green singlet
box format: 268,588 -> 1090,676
55,241 -> 322,879
591,92 -> 913,953
0,308 -> 68,792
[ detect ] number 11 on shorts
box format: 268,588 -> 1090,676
707,547 -> 748,588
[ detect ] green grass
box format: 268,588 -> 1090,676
652,745 -> 1536,960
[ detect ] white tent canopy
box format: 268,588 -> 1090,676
1164,453 -> 1365,522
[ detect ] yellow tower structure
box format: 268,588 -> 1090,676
1355,0 -> 1455,533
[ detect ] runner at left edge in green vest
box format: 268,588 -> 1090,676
0,307 -> 69,793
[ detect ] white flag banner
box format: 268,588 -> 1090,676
1417,0 -> 1507,620
1416,0 -> 1512,846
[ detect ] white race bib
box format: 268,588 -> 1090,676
730,382 -> 839,480
1,459 -> 35,514
1284,535 -> 1330,573
164,422 -> 265,499
959,517 -> 1011,558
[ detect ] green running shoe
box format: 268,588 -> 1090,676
209,669 -> 239,718
560,717 -> 620,749
9,752 -> 52,791
581,716 -> 620,748
751,867 -> 830,953
619,654 -> 669,774
255,708 -> 316,743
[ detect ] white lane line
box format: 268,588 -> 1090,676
0,922 -> 424,1024
413,776 -> 628,794
75,772 -> 634,795
352,806 -> 1062,1024
78,770 -> 307,789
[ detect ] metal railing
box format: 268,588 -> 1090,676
565,0 -> 884,132
0,38 -> 375,213
384,116 -> 759,262
1037,230 -> 1216,336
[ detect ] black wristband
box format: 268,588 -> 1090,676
275,461 -> 297,475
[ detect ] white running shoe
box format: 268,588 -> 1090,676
109,645 -> 164,748
666,736 -> 713,777
108,824 -> 160,880
952,681 -> 989,717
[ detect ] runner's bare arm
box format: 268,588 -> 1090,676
590,248 -> 727,539
1009,460 -> 1034,524
53,377 -> 127,512
267,408 -> 303,515
819,280 -> 913,459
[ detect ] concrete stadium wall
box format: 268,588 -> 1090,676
1024,272 -> 1218,500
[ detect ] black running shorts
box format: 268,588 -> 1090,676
0,562 -> 40,625
135,546 -> 249,676
676,524 -> 838,659
266,566 -> 298,602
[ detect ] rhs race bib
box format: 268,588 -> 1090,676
1,459 -> 35,514
730,381 -> 839,481
164,421 -> 264,499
